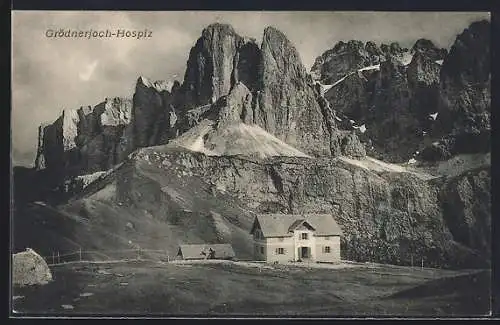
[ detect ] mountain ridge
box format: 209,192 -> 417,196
14,20 -> 491,270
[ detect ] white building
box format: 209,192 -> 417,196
249,214 -> 342,263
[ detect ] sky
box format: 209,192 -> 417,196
11,11 -> 490,167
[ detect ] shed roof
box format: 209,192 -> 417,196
251,214 -> 342,237
177,244 -> 235,259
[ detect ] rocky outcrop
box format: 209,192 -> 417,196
33,76 -> 184,178
181,24 -> 260,109
438,167 -> 490,259
132,76 -> 176,147
310,40 -> 408,84
340,131 -> 366,158
250,26 -> 331,157
34,97 -> 133,178
34,124 -> 49,170
219,81 -> 253,126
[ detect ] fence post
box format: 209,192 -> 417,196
411,255 -> 413,268
421,258 -> 424,269
79,248 -> 82,261
137,248 -> 140,260
52,251 -> 55,265
57,251 -> 60,264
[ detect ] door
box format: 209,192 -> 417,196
299,246 -> 311,260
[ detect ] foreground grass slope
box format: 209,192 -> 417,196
12,261 -> 490,316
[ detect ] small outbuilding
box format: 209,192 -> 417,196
177,244 -> 235,260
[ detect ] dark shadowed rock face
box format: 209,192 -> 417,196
323,54 -> 427,162
315,24 -> 488,164
438,20 -> 491,134
233,39 -> 261,92
420,20 -> 491,161
132,76 -> 175,148
411,39 -> 448,61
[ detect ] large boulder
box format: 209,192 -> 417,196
12,248 -> 52,287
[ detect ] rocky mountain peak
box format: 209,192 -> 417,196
202,22 -> 238,38
435,19 -> 491,147
137,76 -> 173,93
411,38 -> 447,61
262,26 -> 288,43
311,40 -> 408,84
261,25 -> 306,78
181,23 -> 245,109
441,19 -> 490,84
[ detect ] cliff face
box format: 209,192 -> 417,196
181,23 -> 245,108
317,21 -> 490,163
251,27 -> 331,156
132,76 -> 176,148
323,51 -> 435,162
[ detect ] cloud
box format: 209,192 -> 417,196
79,60 -> 99,81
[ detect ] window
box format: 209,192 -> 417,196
260,246 -> 264,254
324,246 -> 331,253
301,233 -> 308,240
276,248 -> 285,255
254,230 -> 260,239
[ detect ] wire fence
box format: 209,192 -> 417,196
41,248 -> 172,266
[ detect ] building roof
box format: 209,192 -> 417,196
251,214 -> 342,238
177,244 -> 235,259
